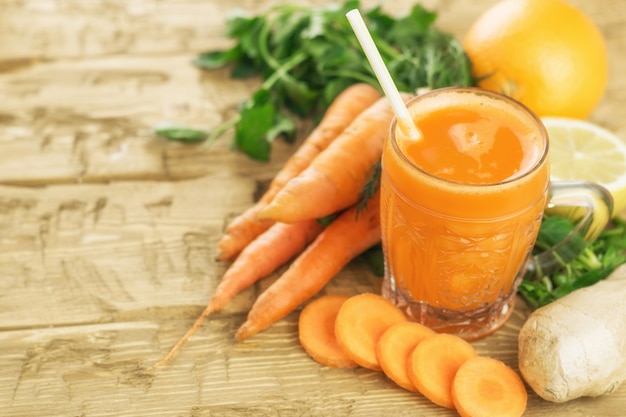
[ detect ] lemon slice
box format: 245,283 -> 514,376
542,117 -> 626,216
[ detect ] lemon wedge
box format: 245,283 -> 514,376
542,117 -> 626,217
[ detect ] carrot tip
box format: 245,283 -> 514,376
216,233 -> 243,261
215,238 -> 233,260
234,321 -> 254,341
254,204 -> 276,221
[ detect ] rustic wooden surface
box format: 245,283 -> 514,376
1,1 -> 625,416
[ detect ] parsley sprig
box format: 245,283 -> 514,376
157,1 -> 472,161
520,215 -> 626,308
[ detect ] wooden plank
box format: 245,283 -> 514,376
0,53 -> 298,185
0,0 -> 625,416
2,308 -> 625,416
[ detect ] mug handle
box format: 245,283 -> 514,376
524,180 -> 614,280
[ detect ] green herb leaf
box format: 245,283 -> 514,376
357,160 -> 381,215
266,111 -> 297,144
186,0 -> 472,160
194,48 -> 242,70
385,4 -> 436,44
535,215 -> 577,248
155,126 -> 207,143
234,89 -> 275,161
360,244 -> 385,277
316,214 -> 336,227
231,56 -> 262,79
521,215 -> 626,308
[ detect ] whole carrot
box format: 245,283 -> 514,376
235,190 -> 382,341
257,94 -> 412,223
217,83 -> 382,260
150,218 -> 323,368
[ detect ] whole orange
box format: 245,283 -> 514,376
462,0 -> 608,119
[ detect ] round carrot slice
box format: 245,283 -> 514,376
335,292 -> 408,371
408,333 -> 477,409
452,356 -> 528,417
375,321 -> 435,391
298,294 -> 358,368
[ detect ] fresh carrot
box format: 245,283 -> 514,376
407,333 -> 478,409
298,294 -> 358,369
452,356 -> 528,417
257,93 -> 413,223
235,190 -> 383,341
150,218 -> 323,369
375,321 -> 435,392
216,83 -> 382,260
217,217 -> 275,261
334,292 -> 408,371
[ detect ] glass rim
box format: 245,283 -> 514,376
388,86 -> 549,188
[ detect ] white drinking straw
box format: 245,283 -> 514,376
346,9 -> 422,141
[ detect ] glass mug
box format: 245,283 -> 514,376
380,87 -> 612,340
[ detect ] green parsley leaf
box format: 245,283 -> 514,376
234,89 -> 275,161
521,215 -> 626,308
194,48 -> 242,70
155,126 -> 207,143
266,112 -> 296,144
360,243 -> 385,277
185,0 -> 472,160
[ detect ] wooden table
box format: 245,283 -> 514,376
1,1 -> 625,416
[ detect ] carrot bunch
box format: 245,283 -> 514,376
152,83 -> 414,368
298,293 -> 528,417
216,83 -> 383,260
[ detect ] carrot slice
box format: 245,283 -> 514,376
334,293 -> 408,371
452,356 -> 528,417
298,295 -> 358,369
408,333 -> 477,409
375,321 -> 435,392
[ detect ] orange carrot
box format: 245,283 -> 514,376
235,190 -> 383,341
375,321 -> 435,391
150,218 -> 323,369
334,292 -> 408,371
217,217 -> 275,261
452,356 -> 528,417
257,93 -> 413,223
217,83 -> 382,260
407,333 -> 478,409
298,294 -> 358,369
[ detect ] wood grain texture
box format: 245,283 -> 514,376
0,0 -> 625,416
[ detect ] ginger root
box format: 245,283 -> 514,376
518,264 -> 626,402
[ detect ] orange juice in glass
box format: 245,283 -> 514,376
381,87 -> 550,340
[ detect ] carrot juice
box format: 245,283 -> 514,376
380,87 -> 550,340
